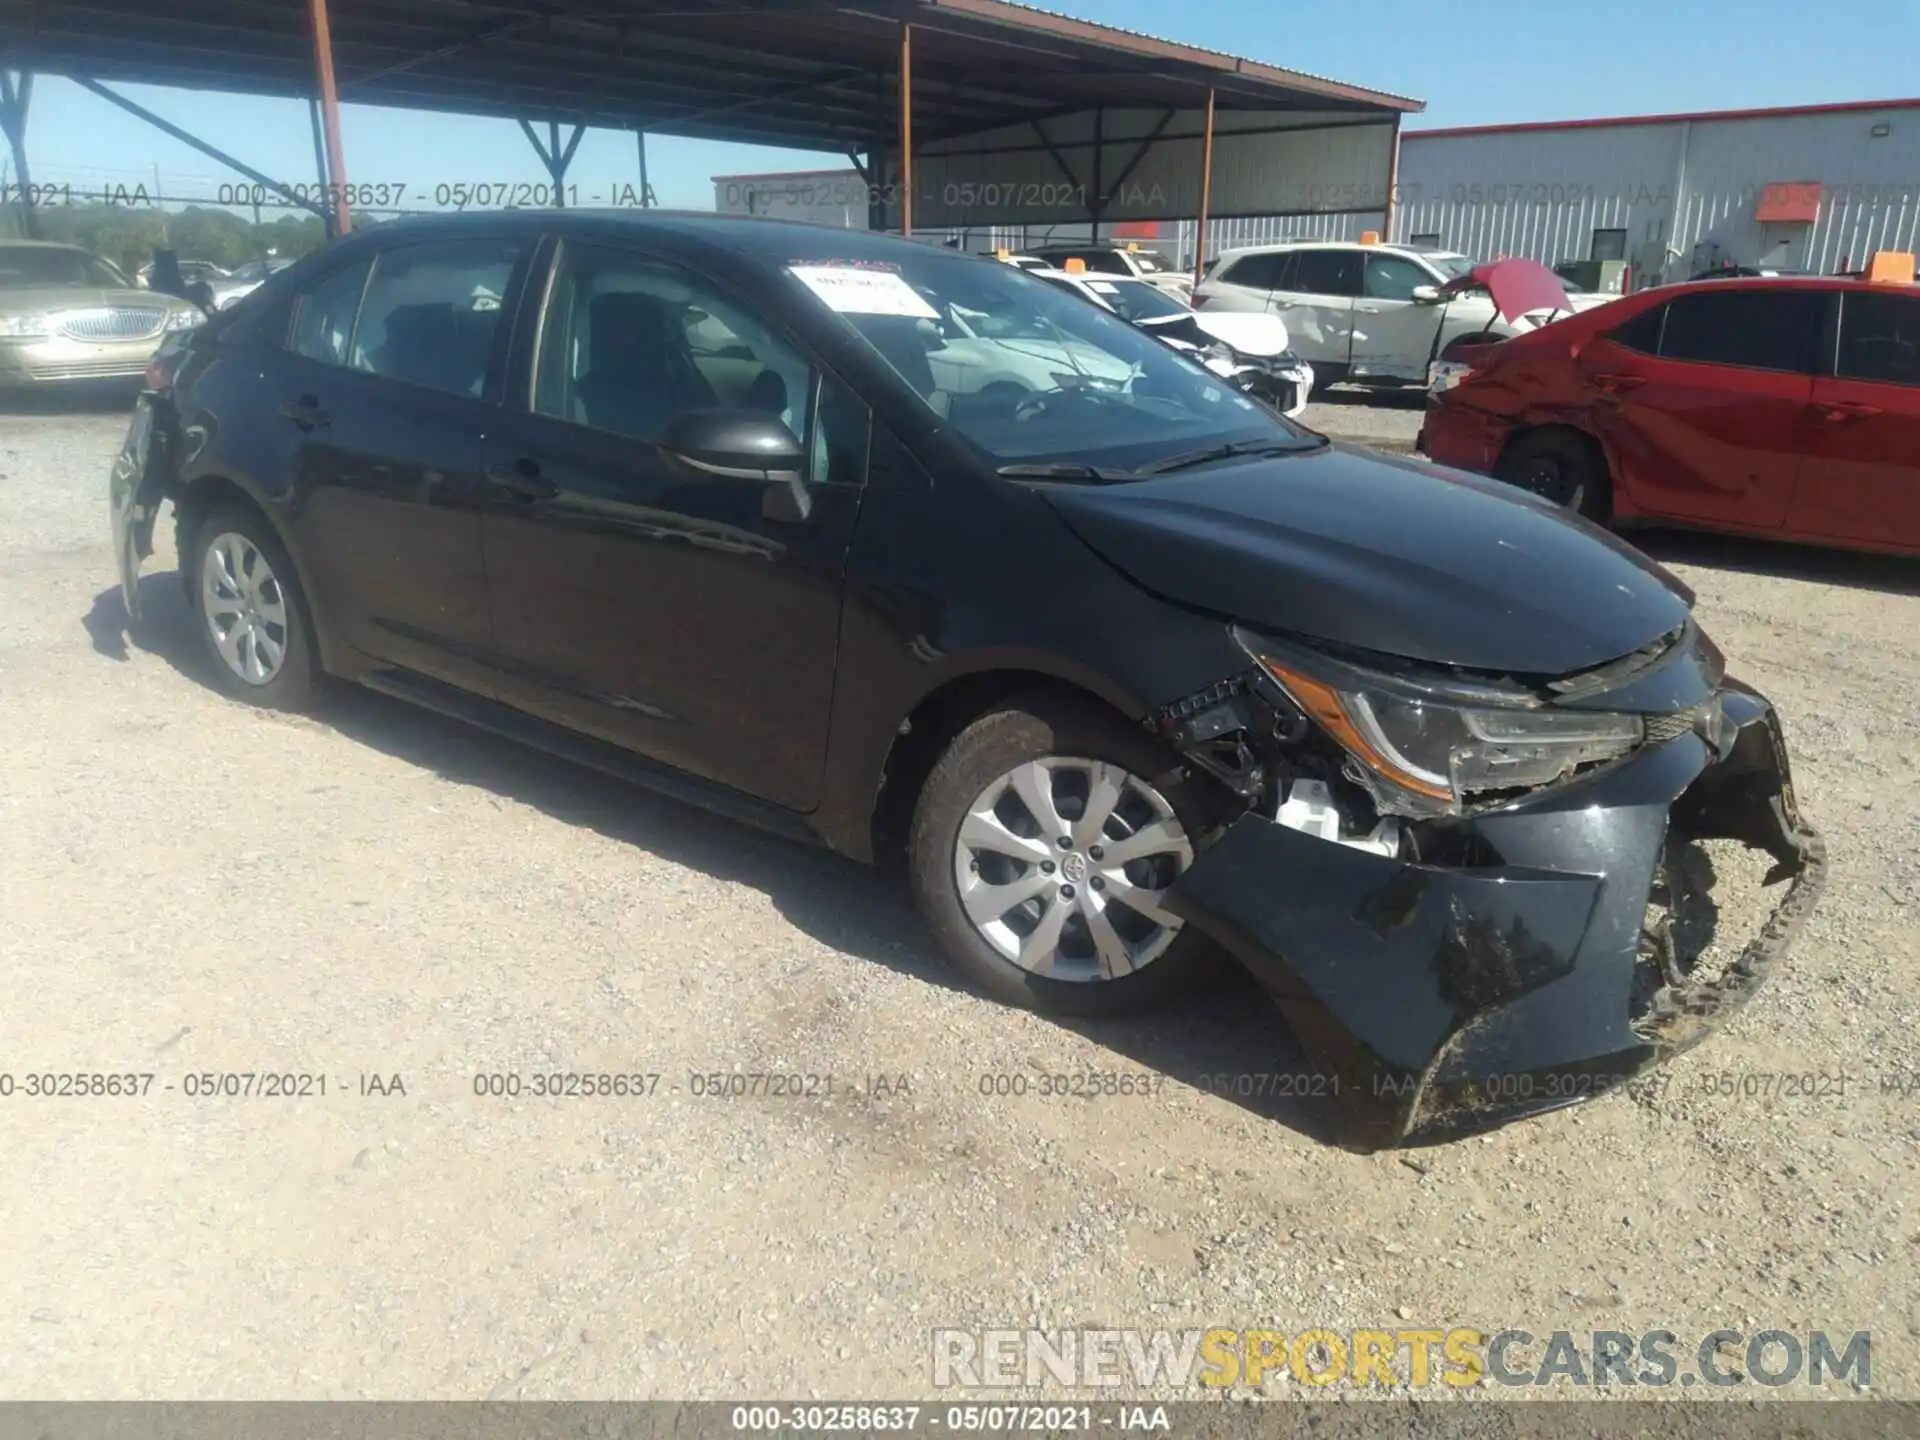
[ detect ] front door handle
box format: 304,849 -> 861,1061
486,458 -> 559,502
280,395 -> 330,429
1818,400 -> 1881,422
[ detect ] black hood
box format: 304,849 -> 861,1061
1039,443 -> 1694,677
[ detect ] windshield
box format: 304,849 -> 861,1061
1126,250 -> 1169,273
0,246 -> 130,290
1421,252 -> 1476,281
787,251 -> 1312,471
1088,278 -> 1190,322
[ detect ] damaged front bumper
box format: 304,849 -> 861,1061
1164,683 -> 1825,1151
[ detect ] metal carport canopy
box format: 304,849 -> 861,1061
1,0 -> 1419,262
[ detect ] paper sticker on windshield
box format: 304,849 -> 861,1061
1088,281 -> 1119,294
789,265 -> 938,319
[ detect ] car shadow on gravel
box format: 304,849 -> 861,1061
0,380 -> 143,416
1631,527 -> 1920,598
85,572 -> 1341,1146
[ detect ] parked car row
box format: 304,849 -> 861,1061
110,212 -> 1823,1148
1193,239 -> 1620,388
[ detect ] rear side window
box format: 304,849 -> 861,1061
1657,289 -> 1820,374
1836,290 -> 1920,387
349,239 -> 524,398
287,258 -> 371,367
1289,249 -> 1362,298
1608,303 -> 1665,355
1217,253 -> 1293,291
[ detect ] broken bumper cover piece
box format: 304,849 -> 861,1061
1165,683 -> 1826,1151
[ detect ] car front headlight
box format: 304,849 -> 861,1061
163,310 -> 202,331
1237,628 -> 1644,813
0,314 -> 54,339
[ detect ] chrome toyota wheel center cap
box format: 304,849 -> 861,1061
1060,851 -> 1088,884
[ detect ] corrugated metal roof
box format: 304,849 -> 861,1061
945,0 -> 1422,108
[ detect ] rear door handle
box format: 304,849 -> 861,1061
280,395 -> 330,429
1818,400 -> 1881,421
486,458 -> 559,502
1591,373 -> 1646,393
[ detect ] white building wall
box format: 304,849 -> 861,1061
716,104 -> 1920,285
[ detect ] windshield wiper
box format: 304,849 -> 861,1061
995,461 -> 1137,483
1137,436 -> 1323,475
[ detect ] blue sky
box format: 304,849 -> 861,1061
6,0 -> 1916,214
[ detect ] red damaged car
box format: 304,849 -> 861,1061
1419,268 -> 1920,556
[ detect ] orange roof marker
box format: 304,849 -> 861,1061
1865,251 -> 1916,284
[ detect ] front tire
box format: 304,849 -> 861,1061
908,693 -> 1218,1017
186,504 -> 320,711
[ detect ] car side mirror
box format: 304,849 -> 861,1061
1411,284 -> 1443,304
660,408 -> 812,522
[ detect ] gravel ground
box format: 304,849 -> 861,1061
2,390 -> 1917,1403
1299,385 -> 1427,454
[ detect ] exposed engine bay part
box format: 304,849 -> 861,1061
1276,779 -> 1402,859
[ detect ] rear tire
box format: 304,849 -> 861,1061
1496,429 -> 1612,521
908,692 -> 1219,1017
186,503 -> 321,712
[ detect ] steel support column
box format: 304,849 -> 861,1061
519,119 -> 586,207
636,130 -> 653,206
308,97 -> 335,238
1382,113 -> 1402,242
898,23 -> 913,236
1089,104 -> 1103,244
0,70 -> 36,240
1192,87 -> 1215,287
309,0 -> 352,234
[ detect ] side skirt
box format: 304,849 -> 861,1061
359,668 -> 827,851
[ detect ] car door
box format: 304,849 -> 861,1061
481,238 -> 871,812
1352,250 -> 1445,382
1267,248 -> 1361,372
277,235 -> 530,694
1577,286 -> 1822,530
1785,287 -> 1920,551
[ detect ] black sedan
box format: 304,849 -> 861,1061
111,212 -> 1824,1149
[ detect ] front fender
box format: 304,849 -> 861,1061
109,392 -> 173,622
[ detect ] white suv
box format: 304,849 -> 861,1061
1193,241 -> 1609,387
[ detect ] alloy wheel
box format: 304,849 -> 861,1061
952,756 -> 1193,982
201,531 -> 290,686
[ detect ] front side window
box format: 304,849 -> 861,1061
1836,291 -> 1920,387
287,257 -> 372,367
1657,289 -> 1820,374
347,239 -> 522,398
534,243 -> 868,486
1364,252 -> 1434,301
785,249 -> 1305,472
1288,249 -> 1362,298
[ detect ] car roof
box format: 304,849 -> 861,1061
0,238 -> 99,253
1662,274 -> 1910,296
1212,239 -> 1442,262
360,209 -> 995,270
